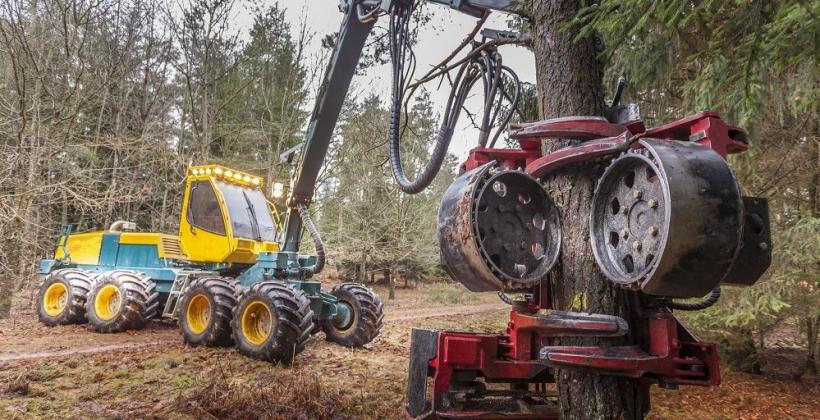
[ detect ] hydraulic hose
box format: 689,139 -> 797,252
497,291 -> 515,305
387,1 -> 522,194
670,286 -> 721,311
388,0 -> 440,194
297,203 -> 325,276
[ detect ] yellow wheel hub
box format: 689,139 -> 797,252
95,284 -> 122,321
186,294 -> 211,335
241,301 -> 274,346
43,283 -> 68,317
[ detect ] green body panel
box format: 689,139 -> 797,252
98,232 -> 121,266
235,252 -> 341,320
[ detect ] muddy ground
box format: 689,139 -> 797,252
1,283 -> 817,419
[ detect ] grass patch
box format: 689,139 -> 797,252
3,376 -> 29,397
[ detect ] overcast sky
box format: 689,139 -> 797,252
246,1 -> 536,160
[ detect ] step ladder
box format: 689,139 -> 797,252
162,271 -> 209,319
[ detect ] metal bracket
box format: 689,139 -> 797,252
406,329 -> 439,418
480,28 -> 522,41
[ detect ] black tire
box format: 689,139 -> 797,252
231,281 -> 313,365
178,277 -> 236,346
85,270 -> 159,333
321,283 -> 384,348
36,269 -> 94,326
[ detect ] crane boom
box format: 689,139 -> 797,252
282,3 -> 375,253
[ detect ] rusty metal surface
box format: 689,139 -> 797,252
589,139 -> 744,298
512,310 -> 629,337
540,312 -> 720,387
525,132 -> 631,179
510,116 -> 627,140
438,163 -> 560,292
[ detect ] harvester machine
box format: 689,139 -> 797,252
37,163 -> 384,363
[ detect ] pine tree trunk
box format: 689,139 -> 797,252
531,1 -> 646,418
809,315 -> 819,374
795,314 -> 819,380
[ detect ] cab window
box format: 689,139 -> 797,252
188,181 -> 226,235
215,181 -> 277,242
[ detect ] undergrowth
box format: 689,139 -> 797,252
158,367 -> 350,420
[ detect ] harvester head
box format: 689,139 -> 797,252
407,110 -> 772,419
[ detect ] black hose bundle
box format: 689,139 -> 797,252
670,286 -> 721,311
388,1 -> 521,194
297,203 -> 325,275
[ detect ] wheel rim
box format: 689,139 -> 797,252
241,301 -> 274,346
333,301 -> 355,332
43,283 -> 68,317
186,294 -> 211,335
95,284 -> 122,321
591,153 -> 667,284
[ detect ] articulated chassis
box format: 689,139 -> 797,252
406,112 -> 772,418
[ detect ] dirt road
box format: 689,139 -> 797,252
0,291 -> 507,364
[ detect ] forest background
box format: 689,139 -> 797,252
0,0 -> 816,378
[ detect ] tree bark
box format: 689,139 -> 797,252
531,1 -> 646,418
387,268 -> 395,300
795,314 -> 819,380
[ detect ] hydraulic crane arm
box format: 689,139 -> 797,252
281,0 -> 524,254
282,2 -> 375,253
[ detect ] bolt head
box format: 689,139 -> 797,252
759,242 -> 769,250
633,190 -> 642,199
632,241 -> 642,251
620,229 -> 629,239
650,226 -> 659,236
648,199 -> 659,208
621,206 -> 629,215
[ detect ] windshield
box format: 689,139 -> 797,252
215,180 -> 277,242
